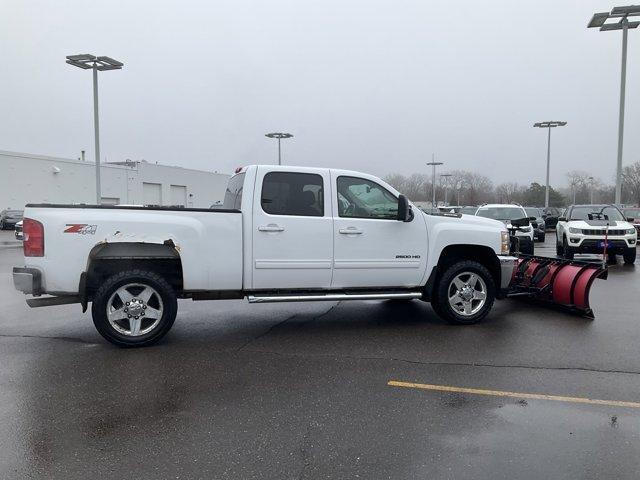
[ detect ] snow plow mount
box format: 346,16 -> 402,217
507,255 -> 608,319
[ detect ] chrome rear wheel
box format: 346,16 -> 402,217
92,270 -> 177,347
106,283 -> 164,337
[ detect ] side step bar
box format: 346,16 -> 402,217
26,295 -> 80,308
247,292 -> 423,303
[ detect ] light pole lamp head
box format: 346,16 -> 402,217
265,132 -> 293,140
66,54 -> 124,70
426,161 -> 443,166
533,121 -> 567,128
588,6 -> 640,31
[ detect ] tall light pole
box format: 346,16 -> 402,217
533,121 -> 567,209
455,180 -> 463,206
265,132 -> 293,165
588,176 -> 595,203
66,54 -> 123,204
588,5 -> 640,205
440,173 -> 453,206
427,155 -> 443,208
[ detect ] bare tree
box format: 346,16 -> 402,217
495,182 -> 521,203
565,170 -> 590,204
622,161 -> 640,205
462,172 -> 493,205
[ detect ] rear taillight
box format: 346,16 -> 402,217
23,218 -> 44,257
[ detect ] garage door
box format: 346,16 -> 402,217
170,185 -> 187,207
142,182 -> 162,206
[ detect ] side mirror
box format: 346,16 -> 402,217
558,216 -> 567,222
627,217 -> 635,222
397,195 -> 413,222
529,216 -> 537,221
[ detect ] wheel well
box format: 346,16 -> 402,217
84,243 -> 183,301
435,244 -> 500,288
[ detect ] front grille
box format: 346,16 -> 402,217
581,229 -> 626,236
581,239 -> 627,249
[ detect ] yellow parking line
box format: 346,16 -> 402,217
388,380 -> 640,409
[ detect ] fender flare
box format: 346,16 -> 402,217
79,241 -> 181,312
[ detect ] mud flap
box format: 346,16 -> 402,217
508,255 -> 607,318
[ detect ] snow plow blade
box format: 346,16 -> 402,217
508,255 -> 607,319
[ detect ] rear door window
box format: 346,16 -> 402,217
261,172 -> 324,217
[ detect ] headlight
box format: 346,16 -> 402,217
628,228 -> 637,235
569,227 -> 581,234
501,231 -> 509,255
520,226 -> 531,232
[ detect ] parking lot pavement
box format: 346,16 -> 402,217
1,238 -> 639,479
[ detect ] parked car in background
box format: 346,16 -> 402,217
0,209 -> 23,230
524,207 -> 546,242
556,204 -> 636,263
475,204 -> 534,254
460,206 -> 478,215
14,220 -> 23,240
542,207 -> 561,230
622,207 -> 640,235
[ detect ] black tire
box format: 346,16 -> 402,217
539,233 -> 546,243
91,270 -> 178,347
563,238 -> 574,260
0,220 -> 4,230
607,252 -> 618,265
430,260 -> 496,325
623,248 -> 636,265
556,236 -> 563,256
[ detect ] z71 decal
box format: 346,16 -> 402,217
64,224 -> 97,235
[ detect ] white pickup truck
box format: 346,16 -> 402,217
13,165 -> 517,346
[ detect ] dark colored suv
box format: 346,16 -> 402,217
542,207 -> 561,230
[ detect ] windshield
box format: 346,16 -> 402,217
525,207 -> 541,217
460,206 -> 477,214
623,208 -> 640,219
476,207 -> 526,221
544,207 -> 560,216
569,206 -> 624,221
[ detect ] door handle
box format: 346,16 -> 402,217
339,227 -> 363,235
258,224 -> 285,232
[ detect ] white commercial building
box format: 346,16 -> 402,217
0,150 -> 230,209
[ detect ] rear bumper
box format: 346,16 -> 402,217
498,256 -> 518,291
13,267 -> 42,295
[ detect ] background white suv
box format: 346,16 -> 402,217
556,204 -> 637,264
475,204 -> 535,254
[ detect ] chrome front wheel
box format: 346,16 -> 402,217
447,272 -> 488,317
430,260 -> 496,325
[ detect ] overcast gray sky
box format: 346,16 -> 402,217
2,0 -> 639,187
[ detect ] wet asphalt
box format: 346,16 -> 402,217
0,230 -> 639,479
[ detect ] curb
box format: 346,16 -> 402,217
0,241 -> 22,247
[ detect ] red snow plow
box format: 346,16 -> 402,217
508,255 -> 607,318
504,217 -> 607,318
